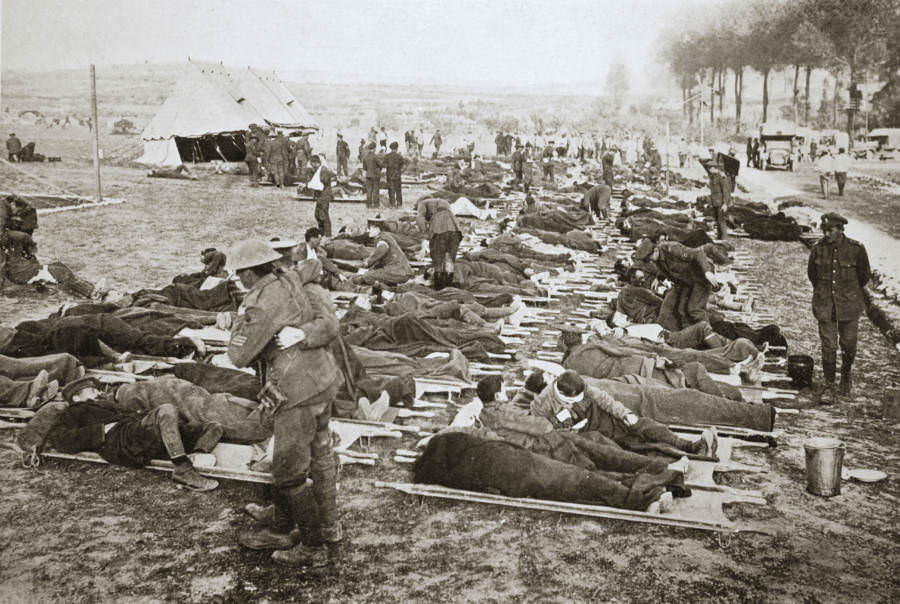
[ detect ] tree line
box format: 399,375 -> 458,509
659,0 -> 900,139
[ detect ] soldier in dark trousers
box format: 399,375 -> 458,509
705,160 -> 731,240
807,212 -> 871,403
335,134 -> 350,178
601,151 -> 615,188
430,129 -> 443,158
308,155 -> 335,237
244,134 -> 263,186
362,143 -> 382,208
383,142 -> 406,207
634,238 -> 720,331
582,183 -> 612,221
228,241 -> 343,567
267,132 -> 290,188
511,143 -> 526,188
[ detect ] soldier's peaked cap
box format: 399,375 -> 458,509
821,212 -> 848,229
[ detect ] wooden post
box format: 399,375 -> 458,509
665,121 -> 670,198
90,64 -> 102,202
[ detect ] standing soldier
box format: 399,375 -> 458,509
383,142 -> 406,208
308,155 -> 335,237
705,159 -> 731,240
833,147 -> 850,196
430,129 -> 443,158
362,142 -> 382,208
295,133 -> 312,173
335,133 -> 350,178
228,241 -> 342,567
417,197 -> 462,290
808,212 -> 871,403
511,143 -> 526,189
244,133 -> 263,187
6,133 -> 22,162
267,131 -> 290,188
602,149 -> 615,189
541,140 -> 555,184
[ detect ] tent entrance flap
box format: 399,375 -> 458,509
174,133 -> 246,163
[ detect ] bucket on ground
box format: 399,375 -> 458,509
787,354 -> 814,389
803,437 -> 845,497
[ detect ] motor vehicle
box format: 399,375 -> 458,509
868,128 -> 900,152
759,122 -> 796,171
852,135 -> 878,159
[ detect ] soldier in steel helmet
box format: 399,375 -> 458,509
226,240 -> 342,567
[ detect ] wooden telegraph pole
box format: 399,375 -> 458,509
90,64 -> 102,202
665,121 -> 670,197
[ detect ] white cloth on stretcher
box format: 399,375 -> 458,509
450,196 -> 495,220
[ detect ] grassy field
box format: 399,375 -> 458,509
1,67 -> 899,603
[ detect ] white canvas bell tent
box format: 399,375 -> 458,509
138,59 -> 318,167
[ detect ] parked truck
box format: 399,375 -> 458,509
759,122 -> 796,171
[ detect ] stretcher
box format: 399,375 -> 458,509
376,481 -> 772,535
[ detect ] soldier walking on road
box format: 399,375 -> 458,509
808,212 -> 871,403
833,148 -> 850,196
705,159 -> 731,240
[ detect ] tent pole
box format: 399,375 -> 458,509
90,65 -> 102,202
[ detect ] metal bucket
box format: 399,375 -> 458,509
787,354 -> 814,389
803,437 -> 845,497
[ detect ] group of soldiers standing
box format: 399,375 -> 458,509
243,124 -> 314,188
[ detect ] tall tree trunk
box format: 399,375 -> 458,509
710,68 -> 716,124
762,68 -> 770,123
734,67 -> 744,133
682,87 -> 687,119
688,86 -> 694,125
718,68 -> 725,115
832,76 -> 840,127
804,65 -> 812,124
792,64 -> 800,124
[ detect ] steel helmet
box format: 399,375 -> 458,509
228,239 -> 282,271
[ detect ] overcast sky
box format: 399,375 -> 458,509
1,0 -> 705,92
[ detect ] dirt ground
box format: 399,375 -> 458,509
760,162 -> 900,240
1,148 -> 899,602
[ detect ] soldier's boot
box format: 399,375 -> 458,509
433,271 -> 445,291
244,503 -> 275,525
272,476 -> 341,568
839,351 -> 855,397
239,489 -> 299,550
820,358 -> 837,406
